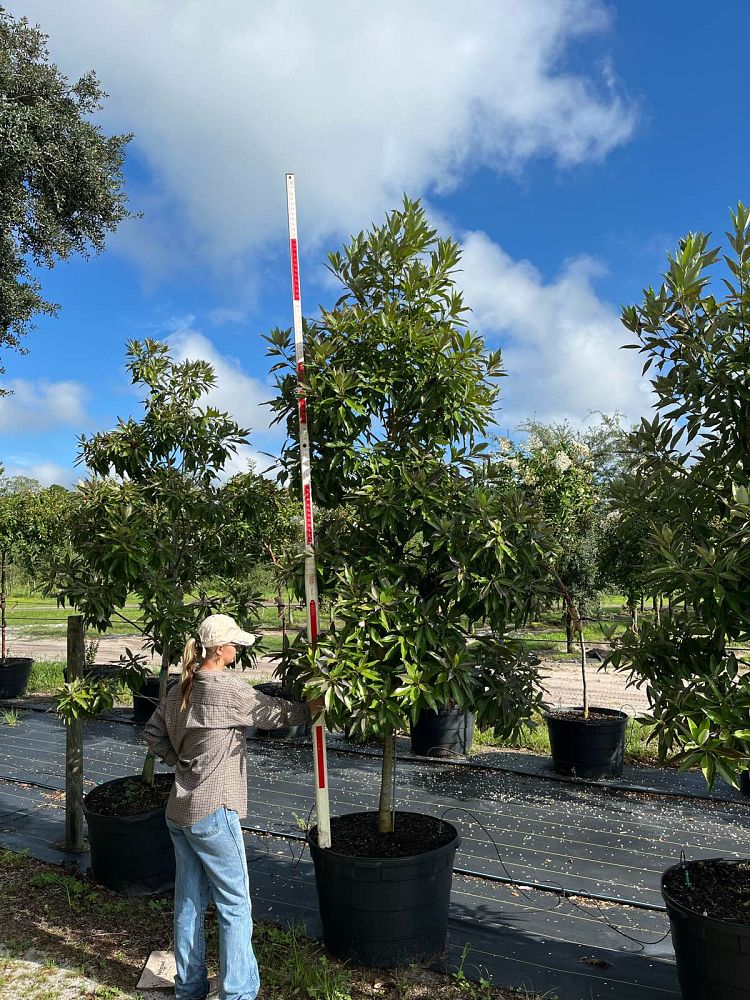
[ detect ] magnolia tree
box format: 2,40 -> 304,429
489,419 -> 607,653
49,340 -> 265,781
267,199 -> 555,833
609,204 -> 750,786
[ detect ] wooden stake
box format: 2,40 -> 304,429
65,614 -> 86,852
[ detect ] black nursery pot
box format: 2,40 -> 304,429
83,776 -> 175,891
132,675 -> 178,725
739,771 -> 750,797
410,707 -> 475,757
545,706 -> 627,779
309,812 -> 460,967
662,859 -> 750,1000
0,657 -> 33,699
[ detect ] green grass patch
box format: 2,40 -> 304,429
27,660 -> 65,693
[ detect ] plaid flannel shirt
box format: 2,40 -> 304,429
144,670 -> 308,826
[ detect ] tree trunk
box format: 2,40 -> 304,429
378,728 -> 396,834
65,615 -> 86,852
142,647 -> 170,786
629,601 -> 639,633
653,594 -> 660,626
640,595 -> 645,614
668,593 -> 673,618
0,551 -> 6,662
579,626 -> 588,720
565,609 -> 575,654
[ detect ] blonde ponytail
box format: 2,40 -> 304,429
180,637 -> 201,710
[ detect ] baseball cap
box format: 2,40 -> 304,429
198,614 -> 258,649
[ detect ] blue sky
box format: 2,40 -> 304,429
2,0 -> 749,484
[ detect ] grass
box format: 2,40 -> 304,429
5,592 -> 296,644
472,714 -> 664,767
0,848 -> 548,999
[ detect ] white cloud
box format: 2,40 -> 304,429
459,230 -> 653,429
221,444 -> 278,481
2,458 -> 74,487
0,379 -> 88,432
168,328 -> 278,441
12,0 -> 635,269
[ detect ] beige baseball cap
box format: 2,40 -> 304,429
198,614 -> 258,649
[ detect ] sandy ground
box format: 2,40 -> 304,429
6,629 -> 650,715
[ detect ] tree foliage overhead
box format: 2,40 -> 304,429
0,9 -> 132,374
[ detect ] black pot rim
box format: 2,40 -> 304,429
545,706 -> 628,724
83,774 -> 172,822
0,657 -> 34,668
661,857 -> 750,932
309,810 -> 460,865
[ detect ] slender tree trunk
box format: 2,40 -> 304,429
65,615 -> 86,851
143,647 -> 171,785
640,595 -> 645,614
378,728 -> 396,834
565,609 -> 575,654
0,551 -> 6,662
668,593 -> 673,618
653,594 -> 660,626
579,627 -> 588,720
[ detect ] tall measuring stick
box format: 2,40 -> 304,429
285,173 -> 331,848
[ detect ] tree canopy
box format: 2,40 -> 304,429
0,10 -> 132,376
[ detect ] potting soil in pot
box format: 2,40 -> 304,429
663,859 -> 750,924
85,773 -> 173,817
546,708 -> 620,722
309,810 -> 455,858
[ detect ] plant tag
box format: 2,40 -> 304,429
137,950 -> 176,990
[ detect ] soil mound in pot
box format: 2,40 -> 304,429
663,859 -> 750,924
546,708 -> 621,722
85,774 -> 173,817
309,810 -> 455,858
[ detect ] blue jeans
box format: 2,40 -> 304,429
167,807 -> 260,1000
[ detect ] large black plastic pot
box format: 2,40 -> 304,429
83,776 -> 175,891
132,675 -> 178,725
545,706 -> 627,779
740,771 -> 750,797
662,859 -> 750,1000
0,657 -> 33,699
410,707 -> 474,757
309,812 -> 460,967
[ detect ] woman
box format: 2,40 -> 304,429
145,613 -> 321,1000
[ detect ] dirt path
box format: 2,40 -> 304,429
8,630 -> 650,715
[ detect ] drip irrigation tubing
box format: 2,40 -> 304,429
2,699 -> 748,808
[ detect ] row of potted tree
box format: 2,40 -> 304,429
12,199 -> 748,998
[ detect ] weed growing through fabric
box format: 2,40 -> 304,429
1,708 -> 19,726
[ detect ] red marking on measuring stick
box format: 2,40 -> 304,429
290,239 -> 301,301
315,726 -> 326,788
303,484 -> 314,544
309,598 -> 318,642
286,173 -> 330,847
